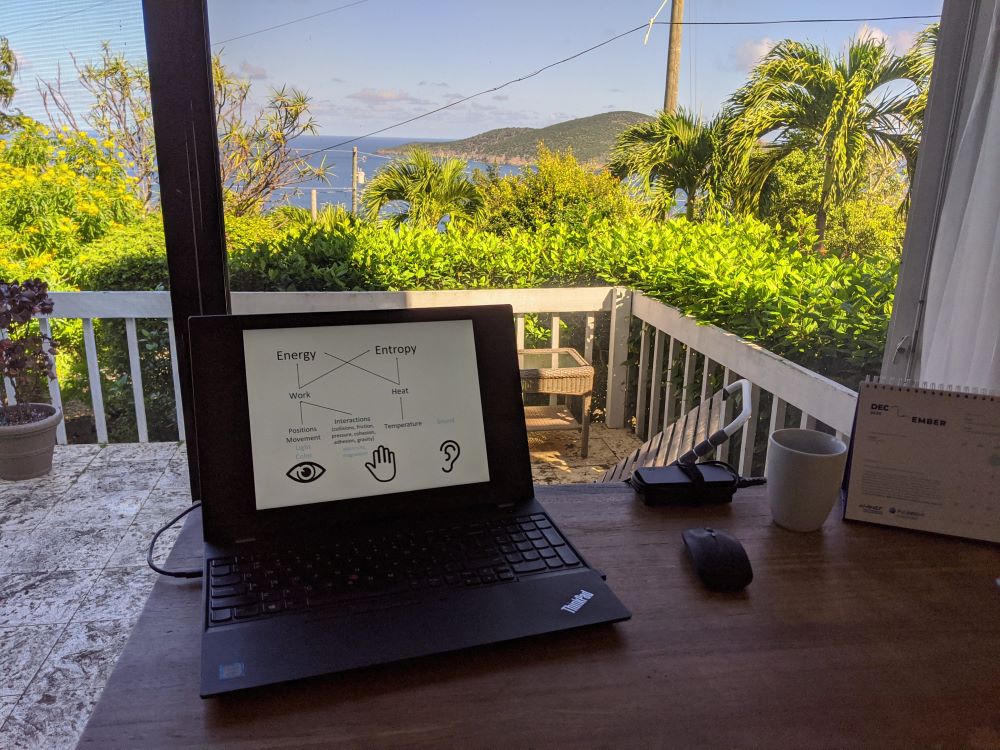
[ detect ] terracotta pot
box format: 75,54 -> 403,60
0,404 -> 63,481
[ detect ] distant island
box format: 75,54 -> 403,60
378,111 -> 654,166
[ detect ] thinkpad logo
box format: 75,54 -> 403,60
560,589 -> 594,614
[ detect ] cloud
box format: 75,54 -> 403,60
856,24 -> 916,53
604,104 -> 616,110
729,37 -> 776,71
608,87 -> 624,93
329,76 -> 345,84
417,81 -> 449,87
443,92 -> 466,101
239,61 -> 268,80
346,88 -> 432,106
492,94 -> 509,101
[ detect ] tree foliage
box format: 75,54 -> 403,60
212,58 -> 329,217
0,36 -> 18,133
724,34 -> 925,248
476,145 -> 640,232
363,147 -> 480,229
0,118 -> 142,285
898,24 -> 938,141
40,43 -> 155,208
38,44 -> 327,215
759,148 -> 907,257
609,109 -> 726,220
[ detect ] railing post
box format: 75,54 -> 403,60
549,314 -> 560,407
738,384 -> 761,476
605,287 -> 632,428
635,323 -> 651,439
82,319 -> 108,444
167,319 -> 186,442
647,330 -> 666,438
583,313 -> 596,363
765,396 -> 787,473
125,319 -> 149,443
39,319 -> 68,445
0,329 -> 17,406
662,336 -> 677,427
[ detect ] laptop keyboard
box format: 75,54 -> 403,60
206,512 -> 582,626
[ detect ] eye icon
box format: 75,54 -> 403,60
286,461 -> 326,483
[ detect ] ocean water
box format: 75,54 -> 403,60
275,135 -> 521,213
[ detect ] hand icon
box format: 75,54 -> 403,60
365,445 -> 397,482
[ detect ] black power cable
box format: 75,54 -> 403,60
147,501 -> 203,579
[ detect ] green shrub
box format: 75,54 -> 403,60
78,213 -> 895,437
0,118 -> 143,287
758,148 -> 907,258
72,216 -> 167,290
475,146 -> 641,234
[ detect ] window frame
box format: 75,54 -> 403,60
881,0 -> 986,380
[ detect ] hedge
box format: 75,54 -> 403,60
78,214 -> 895,388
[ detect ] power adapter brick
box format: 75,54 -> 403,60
628,461 -> 765,506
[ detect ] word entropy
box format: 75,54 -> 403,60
375,345 -> 417,356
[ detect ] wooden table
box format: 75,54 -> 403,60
519,348 -> 594,457
80,485 -> 1000,749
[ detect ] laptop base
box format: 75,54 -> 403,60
202,565 -> 628,696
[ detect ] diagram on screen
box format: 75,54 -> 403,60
242,320 -> 491,510
287,348 -> 410,425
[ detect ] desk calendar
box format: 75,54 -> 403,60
844,380 -> 1000,543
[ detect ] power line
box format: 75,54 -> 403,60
212,0 -> 372,46
296,13 -> 939,159
207,2 -> 938,49
6,0 -> 113,36
298,24 -> 648,158
654,14 -> 938,26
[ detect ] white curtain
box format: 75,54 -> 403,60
918,2 -> 1000,390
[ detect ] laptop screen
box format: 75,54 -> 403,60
189,305 -> 533,542
242,319 -> 491,510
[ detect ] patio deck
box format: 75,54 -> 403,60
0,426 -> 639,749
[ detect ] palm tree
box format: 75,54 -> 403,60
363,148 -> 481,229
725,35 -> 924,249
609,109 -> 724,220
899,24 -> 939,151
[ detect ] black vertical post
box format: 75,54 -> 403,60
141,0 -> 230,500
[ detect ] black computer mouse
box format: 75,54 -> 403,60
681,527 -> 753,592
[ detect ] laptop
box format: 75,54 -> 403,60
188,304 -> 631,696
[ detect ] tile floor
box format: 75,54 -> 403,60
0,427 -> 639,749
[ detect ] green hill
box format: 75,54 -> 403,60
379,111 -> 654,166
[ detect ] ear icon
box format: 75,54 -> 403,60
440,440 -> 461,473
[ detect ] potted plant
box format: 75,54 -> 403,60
0,279 -> 63,480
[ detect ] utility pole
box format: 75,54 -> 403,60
351,146 -> 359,215
310,188 -> 318,220
663,0 -> 684,113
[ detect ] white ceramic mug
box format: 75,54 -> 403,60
766,428 -> 848,532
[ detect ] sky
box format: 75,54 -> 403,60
5,0 -> 943,139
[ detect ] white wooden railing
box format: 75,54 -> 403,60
40,287 -> 629,445
627,291 -> 858,475
35,287 -> 858,469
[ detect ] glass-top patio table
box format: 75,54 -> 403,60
518,348 -> 595,457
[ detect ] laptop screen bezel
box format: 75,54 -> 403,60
189,305 -> 534,544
